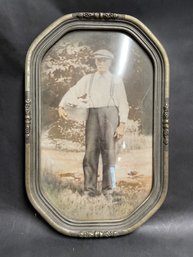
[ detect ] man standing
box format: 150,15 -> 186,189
58,49 -> 129,197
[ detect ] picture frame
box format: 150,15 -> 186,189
25,12 -> 169,237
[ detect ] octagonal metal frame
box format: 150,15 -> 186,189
25,12 -> 169,237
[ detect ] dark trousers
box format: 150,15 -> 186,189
83,107 -> 119,194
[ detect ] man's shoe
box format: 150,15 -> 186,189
84,191 -> 95,197
103,189 -> 113,201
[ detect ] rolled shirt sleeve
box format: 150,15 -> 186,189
59,75 -> 89,108
114,78 -> 129,123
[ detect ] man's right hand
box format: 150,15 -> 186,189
58,107 -> 68,120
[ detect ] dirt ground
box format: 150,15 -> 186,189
41,147 -> 152,180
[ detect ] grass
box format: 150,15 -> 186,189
41,169 -> 151,221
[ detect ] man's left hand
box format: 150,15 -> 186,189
114,122 -> 126,139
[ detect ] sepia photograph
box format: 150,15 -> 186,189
40,30 -> 153,221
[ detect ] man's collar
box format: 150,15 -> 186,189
95,71 -> 112,79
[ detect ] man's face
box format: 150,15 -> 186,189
95,58 -> 112,74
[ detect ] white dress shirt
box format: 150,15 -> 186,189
59,71 -> 129,123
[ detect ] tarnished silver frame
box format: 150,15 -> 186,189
25,12 -> 169,237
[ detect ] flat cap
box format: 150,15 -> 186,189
93,49 -> 114,59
